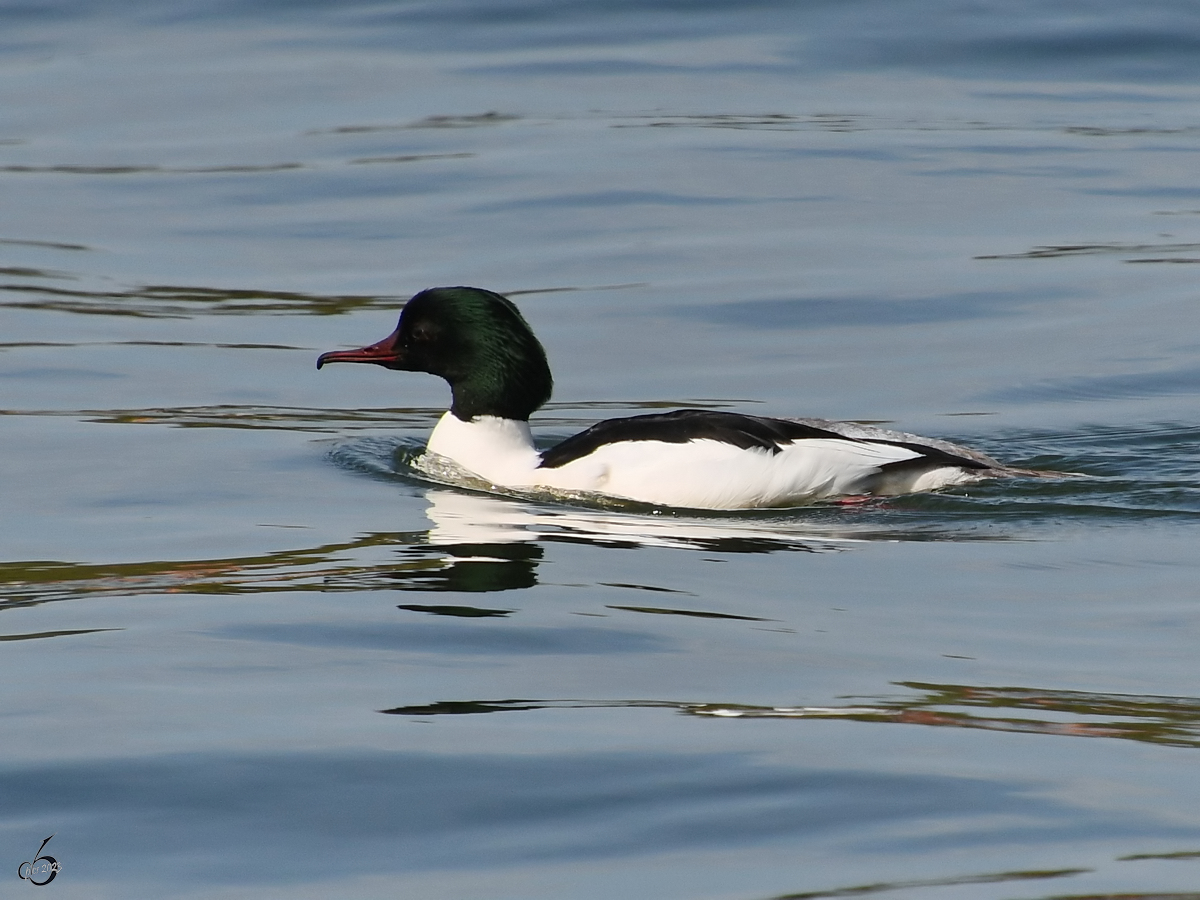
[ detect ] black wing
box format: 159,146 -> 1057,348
538,408 -> 993,471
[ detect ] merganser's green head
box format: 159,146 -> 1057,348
317,286 -> 553,422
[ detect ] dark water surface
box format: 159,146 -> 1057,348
4,2 -> 1200,898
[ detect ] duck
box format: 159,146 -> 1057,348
317,286 -> 1049,509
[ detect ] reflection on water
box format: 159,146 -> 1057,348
612,112 -> 1200,137
758,867 -> 1087,900
0,275 -> 643,318
977,241 -> 1200,261
397,602 -> 513,617
1,404 -> 439,432
0,627 -> 120,642
0,532 -> 430,609
309,111 -> 520,133
350,151 -> 475,165
0,489 -> 852,609
391,540 -> 542,593
4,427 -> 1197,609
4,413 -> 1198,611
697,681 -> 1200,750
605,603 -> 770,622
383,680 -> 1200,750
0,265 -> 73,279
0,281 -> 397,318
0,162 -> 305,174
418,488 -> 856,550
0,237 -> 91,251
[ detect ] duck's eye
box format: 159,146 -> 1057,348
410,323 -> 436,344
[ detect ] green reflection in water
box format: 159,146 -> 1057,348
1120,850 -> 1200,861
1,283 -> 395,318
0,237 -> 92,251
692,681 -> 1200,749
0,628 -> 120,641
383,682 -> 1200,751
977,240 -> 1200,260
763,866 -> 1087,900
0,532 -> 440,609
0,163 -> 304,175
0,404 -> 437,432
0,399 -> 736,433
0,280 -> 642,319
0,524 -> 824,609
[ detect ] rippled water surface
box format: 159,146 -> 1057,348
4,2 -> 1200,898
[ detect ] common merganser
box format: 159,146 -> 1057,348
317,286 -> 1048,509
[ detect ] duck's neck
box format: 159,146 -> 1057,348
426,411 -> 541,485
444,346 -> 552,422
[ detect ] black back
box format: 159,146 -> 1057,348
538,408 -> 990,470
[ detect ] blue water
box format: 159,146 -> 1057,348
4,2 -> 1200,897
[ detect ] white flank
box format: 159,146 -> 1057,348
423,412 -> 986,509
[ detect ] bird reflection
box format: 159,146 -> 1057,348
0,487 -> 942,608
419,488 -> 850,550
388,540 -> 541,594
383,488 -> 848,596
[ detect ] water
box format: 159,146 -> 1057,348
4,1 -> 1200,897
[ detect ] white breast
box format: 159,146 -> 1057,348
425,412 -> 543,486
